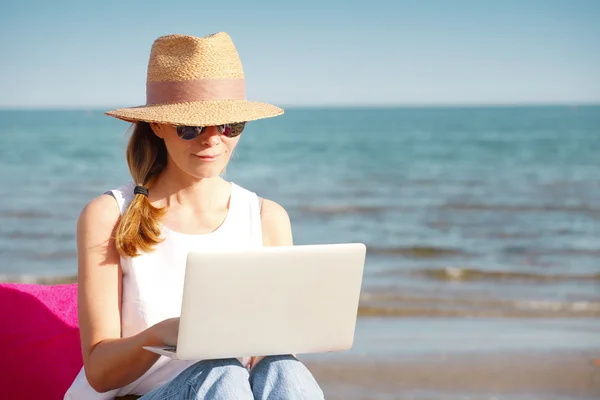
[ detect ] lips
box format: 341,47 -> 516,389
193,153 -> 221,160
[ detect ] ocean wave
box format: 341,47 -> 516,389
357,292 -> 600,318
0,231 -> 75,240
369,246 -> 467,258
356,303 -> 600,318
410,267 -> 600,283
502,246 -> 600,257
34,251 -> 77,260
0,210 -> 54,219
297,205 -> 389,215
442,203 -> 600,215
513,300 -> 600,312
470,232 -> 543,239
2,274 -> 599,318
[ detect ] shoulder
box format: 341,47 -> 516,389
260,198 -> 293,246
77,193 -> 121,240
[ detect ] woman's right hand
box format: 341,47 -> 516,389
149,317 -> 180,346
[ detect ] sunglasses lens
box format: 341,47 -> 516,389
222,122 -> 246,138
176,123 -> 245,140
176,126 -> 202,141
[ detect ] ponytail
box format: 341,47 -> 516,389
114,122 -> 167,257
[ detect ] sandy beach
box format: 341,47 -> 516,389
304,350 -> 600,400
297,316 -> 600,399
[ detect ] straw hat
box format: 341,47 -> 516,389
105,32 -> 284,126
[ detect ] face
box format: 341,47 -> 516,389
151,123 -> 241,179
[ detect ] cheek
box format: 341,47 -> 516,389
164,137 -> 192,163
224,137 -> 240,154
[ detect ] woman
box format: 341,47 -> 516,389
65,32 -> 324,399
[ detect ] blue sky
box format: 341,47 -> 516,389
1,0 -> 599,108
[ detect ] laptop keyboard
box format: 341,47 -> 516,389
163,346 -> 176,352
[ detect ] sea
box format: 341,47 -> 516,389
1,106 -> 599,398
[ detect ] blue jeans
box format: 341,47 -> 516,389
139,355 -> 324,399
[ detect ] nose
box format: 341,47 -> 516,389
199,126 -> 222,146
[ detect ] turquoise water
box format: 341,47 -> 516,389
0,106 -> 599,320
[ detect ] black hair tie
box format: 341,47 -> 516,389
134,186 -> 149,197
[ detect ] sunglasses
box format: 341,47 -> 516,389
175,122 -> 246,141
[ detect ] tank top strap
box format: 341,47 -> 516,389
104,182 -> 135,216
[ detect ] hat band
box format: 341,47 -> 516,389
146,78 -> 246,105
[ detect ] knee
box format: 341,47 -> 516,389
251,355 -> 324,399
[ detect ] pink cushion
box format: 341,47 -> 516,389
0,283 -> 82,400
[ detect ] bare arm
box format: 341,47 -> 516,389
77,195 -> 167,393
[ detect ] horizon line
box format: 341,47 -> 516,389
1,101 -> 599,111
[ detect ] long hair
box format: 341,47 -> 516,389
114,122 -> 168,257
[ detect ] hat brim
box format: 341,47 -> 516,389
105,100 -> 284,126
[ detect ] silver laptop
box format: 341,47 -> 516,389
143,243 -> 366,360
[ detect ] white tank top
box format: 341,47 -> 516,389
65,181 -> 263,399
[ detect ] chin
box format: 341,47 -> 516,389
189,164 -> 226,179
